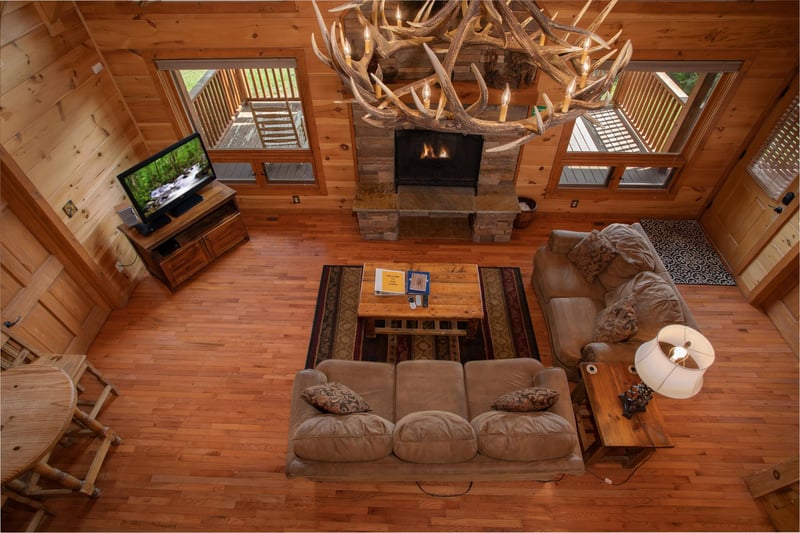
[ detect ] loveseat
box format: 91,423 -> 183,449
286,358 -> 585,481
532,222 -> 698,381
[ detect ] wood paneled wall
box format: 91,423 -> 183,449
516,1 -> 799,218
1,1 -> 798,313
0,1 -> 146,301
76,0 -> 357,214
76,1 -> 798,219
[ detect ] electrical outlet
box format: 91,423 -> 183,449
62,200 -> 78,218
570,199 -> 579,208
292,195 -> 301,204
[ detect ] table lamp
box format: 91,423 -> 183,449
620,324 -> 715,419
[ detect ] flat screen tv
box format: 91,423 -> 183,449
117,133 -> 216,235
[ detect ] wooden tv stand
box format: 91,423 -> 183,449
119,181 -> 249,291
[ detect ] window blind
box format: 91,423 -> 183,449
747,95 -> 799,200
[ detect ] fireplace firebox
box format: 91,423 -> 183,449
394,129 -> 483,194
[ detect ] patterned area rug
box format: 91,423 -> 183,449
640,219 -> 736,286
305,266 -> 539,368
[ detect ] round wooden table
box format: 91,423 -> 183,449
1,365 -> 77,483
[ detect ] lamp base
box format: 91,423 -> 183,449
618,382 -> 653,419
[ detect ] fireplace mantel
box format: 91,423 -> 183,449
350,104 -> 526,241
353,183 -> 520,242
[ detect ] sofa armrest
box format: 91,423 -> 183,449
581,341 -> 638,364
286,369 -> 328,472
548,229 -> 589,255
288,369 -> 328,435
534,367 -> 576,432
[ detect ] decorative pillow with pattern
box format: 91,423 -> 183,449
301,382 -> 371,415
491,387 -> 560,412
594,295 -> 638,343
567,230 -> 617,282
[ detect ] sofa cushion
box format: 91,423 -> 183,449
471,411 -> 578,462
292,413 -> 394,462
464,358 -> 545,418
593,295 -> 638,343
316,359 -> 396,422
393,410 -> 477,464
533,248 -> 607,304
598,224 -> 656,291
301,382 -> 371,415
568,230 -> 617,282
395,360 -> 469,420
491,387 -> 560,412
610,271 -> 685,340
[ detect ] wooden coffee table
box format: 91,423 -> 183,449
574,361 -> 674,468
358,262 -> 484,338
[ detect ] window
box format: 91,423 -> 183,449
747,94 -> 799,200
156,57 -> 322,192
552,61 -> 739,192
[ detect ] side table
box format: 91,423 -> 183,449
573,361 -> 673,468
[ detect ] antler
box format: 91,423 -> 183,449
311,0 -> 632,152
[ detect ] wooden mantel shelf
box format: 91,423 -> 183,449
352,184 -> 520,242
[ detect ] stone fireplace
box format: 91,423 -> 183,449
351,104 -> 526,242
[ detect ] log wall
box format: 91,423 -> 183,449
0,1 -> 147,298
75,1 -> 798,220
1,1 -> 798,312
515,1 -> 799,218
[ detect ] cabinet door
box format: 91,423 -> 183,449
203,213 -> 248,258
160,242 -> 211,288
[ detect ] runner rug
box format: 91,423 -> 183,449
639,219 -> 736,286
305,265 -> 539,369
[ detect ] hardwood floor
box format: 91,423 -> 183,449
5,212 -> 797,532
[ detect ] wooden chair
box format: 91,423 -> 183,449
1,331 -> 122,498
0,329 -> 119,421
250,98 -> 308,149
1,486 -> 54,532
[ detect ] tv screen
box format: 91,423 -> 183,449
117,133 -> 216,234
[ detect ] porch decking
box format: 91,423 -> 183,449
562,107 -> 671,187
210,103 -> 314,184
215,102 -> 308,151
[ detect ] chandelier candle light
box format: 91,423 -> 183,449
620,324 -> 716,419
311,0 -> 633,152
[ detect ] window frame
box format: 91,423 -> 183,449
546,59 -> 740,199
149,49 -> 327,196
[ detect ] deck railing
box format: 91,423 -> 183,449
189,67 -> 301,148
189,69 -> 247,147
614,70 -> 688,153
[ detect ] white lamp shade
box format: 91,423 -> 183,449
635,324 -> 715,399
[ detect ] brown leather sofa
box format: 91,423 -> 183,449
532,223 -> 698,381
286,358 -> 585,481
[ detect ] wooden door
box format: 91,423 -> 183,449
702,74 -> 799,303
1,196 -> 110,354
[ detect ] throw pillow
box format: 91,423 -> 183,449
597,224 -> 657,291
301,382 -> 371,415
594,295 -> 638,343
567,230 -> 617,282
491,387 -> 560,412
611,271 -> 685,340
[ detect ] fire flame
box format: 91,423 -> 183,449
420,143 -> 450,159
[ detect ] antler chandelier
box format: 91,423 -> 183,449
311,0 -> 632,152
